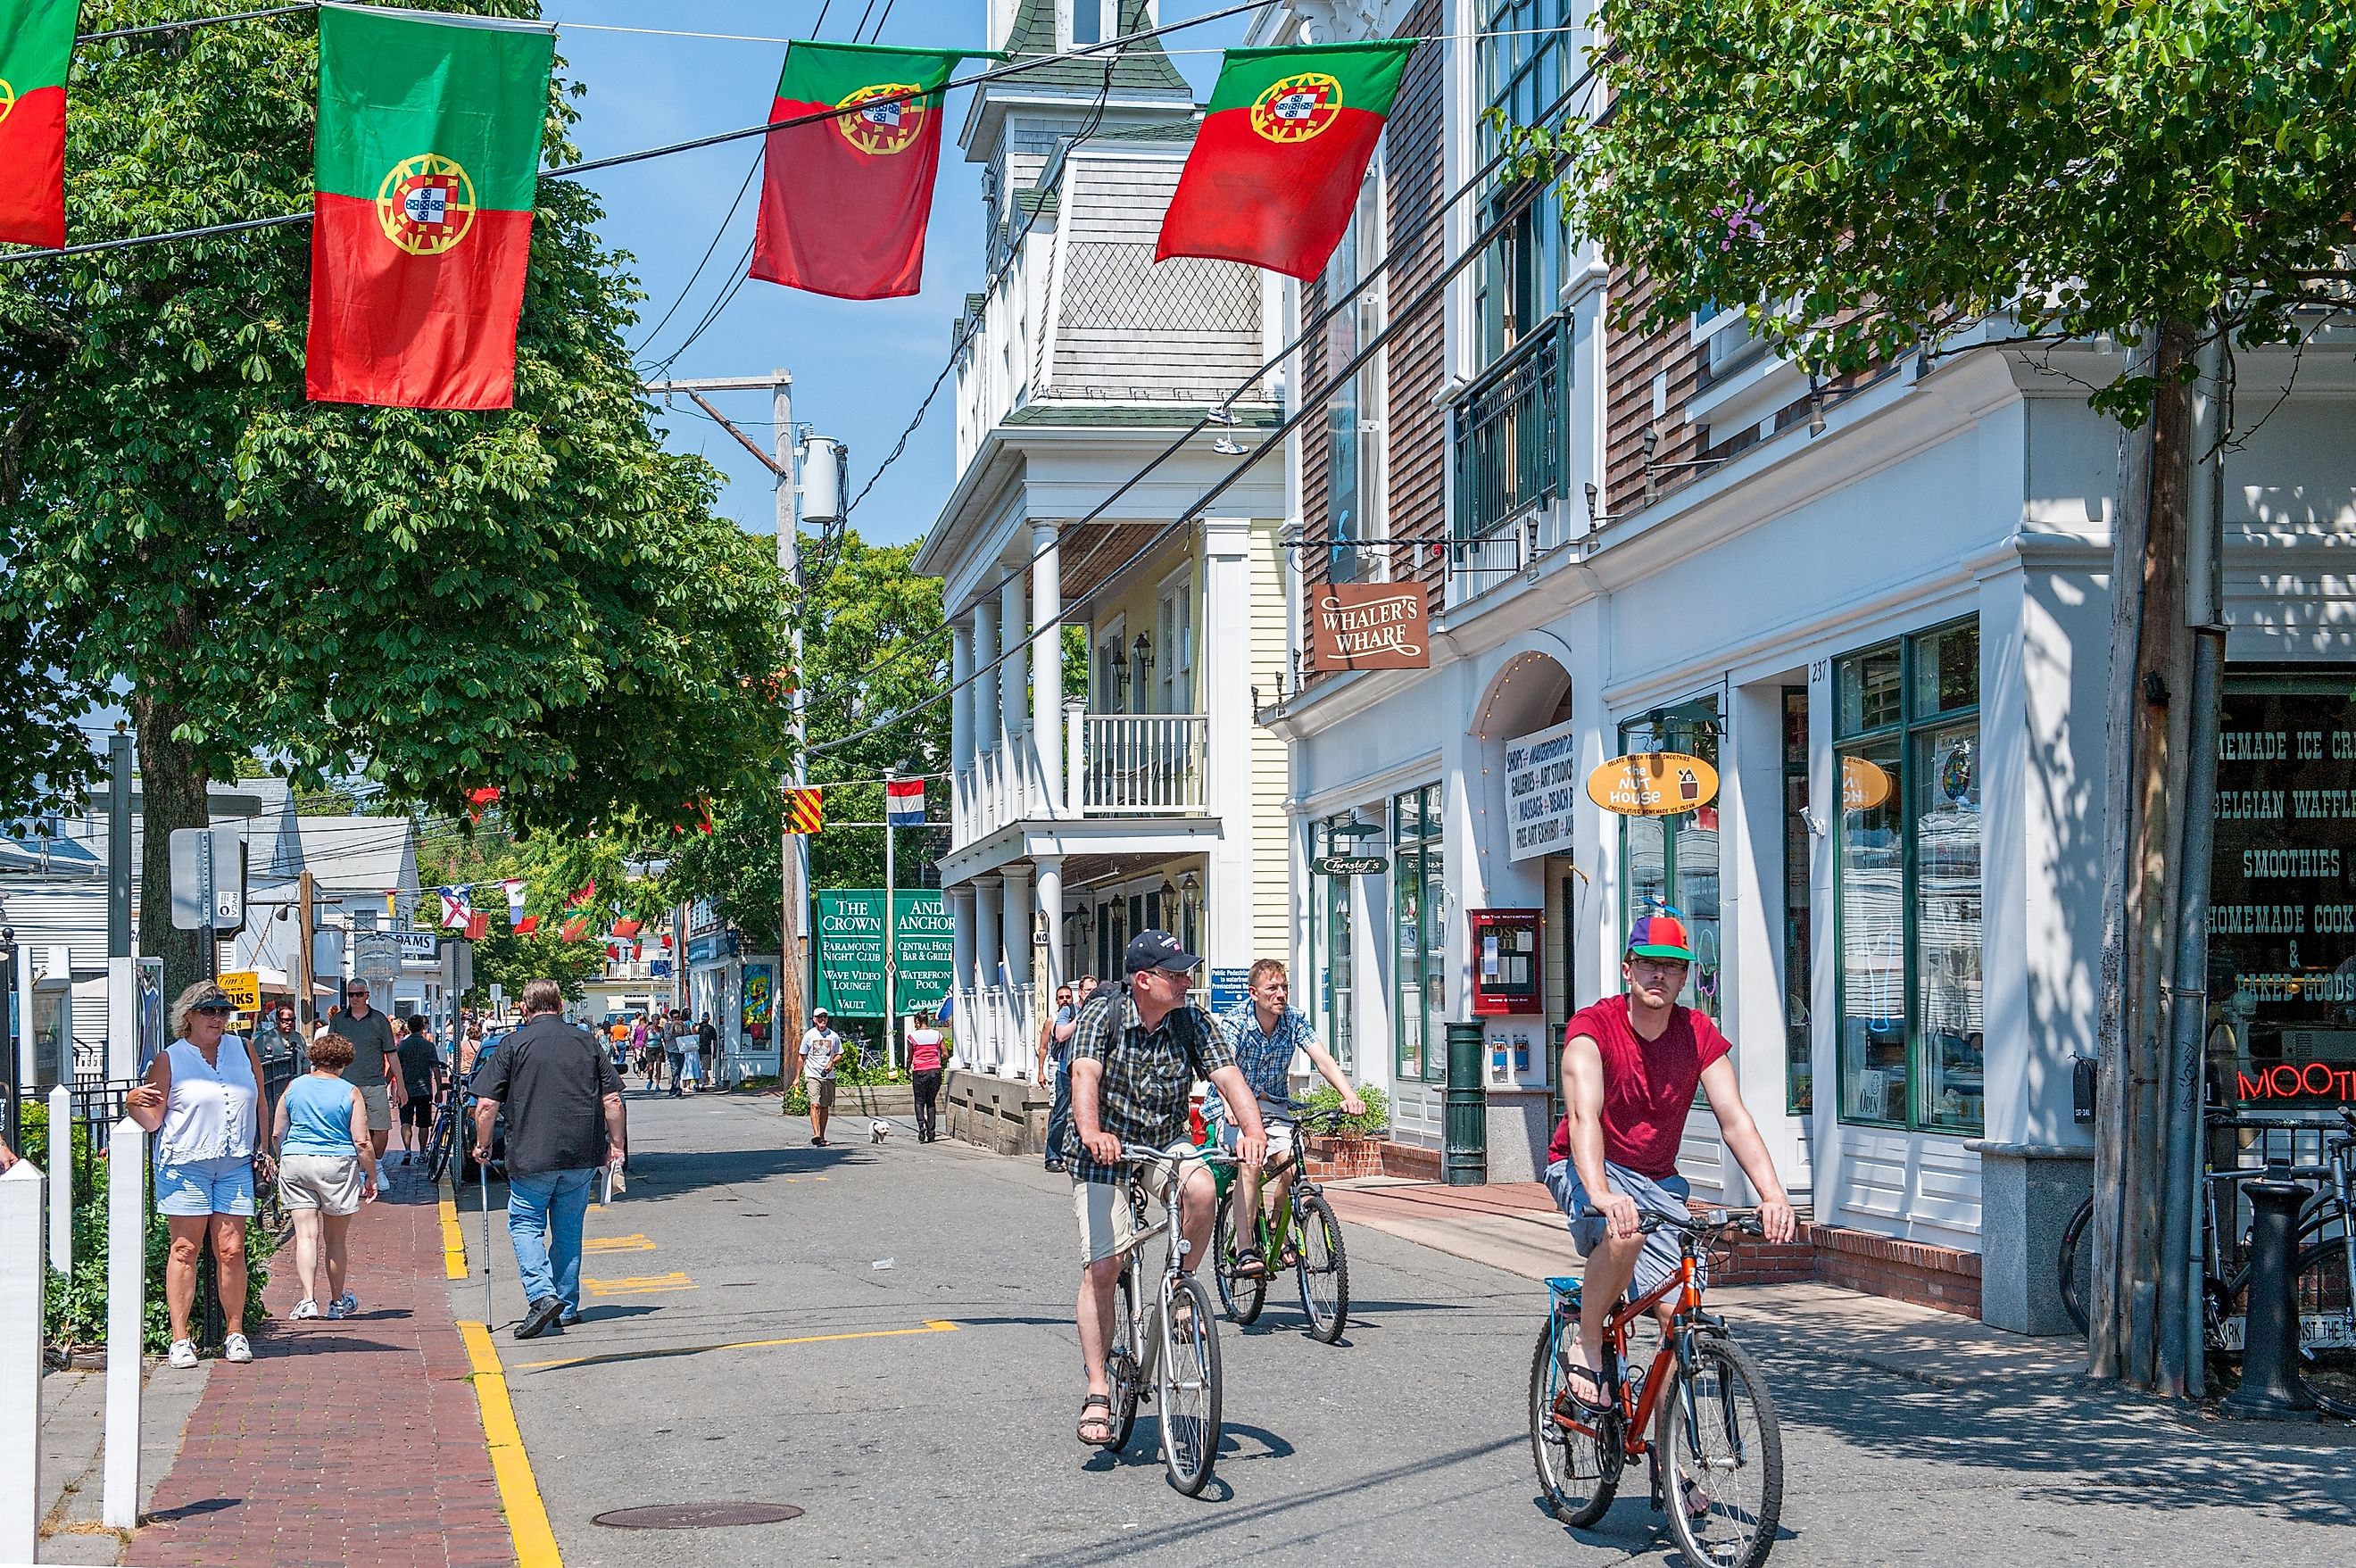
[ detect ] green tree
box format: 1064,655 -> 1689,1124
1513,0 -> 2356,1388
417,820 -> 671,1003
0,0 -> 788,999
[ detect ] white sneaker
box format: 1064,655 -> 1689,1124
328,1292 -> 359,1319
223,1333 -> 253,1364
168,1339 -> 198,1369
289,1298 -> 320,1320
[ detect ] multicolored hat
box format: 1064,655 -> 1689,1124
1626,912 -> 1694,962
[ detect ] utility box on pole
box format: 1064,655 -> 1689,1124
169,825 -> 246,933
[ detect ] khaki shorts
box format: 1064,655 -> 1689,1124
357,1083 -> 390,1130
1073,1140 -> 1210,1266
806,1074 -> 836,1108
279,1154 -> 364,1216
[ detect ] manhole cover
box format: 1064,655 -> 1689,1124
592,1503 -> 805,1530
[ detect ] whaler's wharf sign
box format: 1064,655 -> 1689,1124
1311,582 -> 1429,671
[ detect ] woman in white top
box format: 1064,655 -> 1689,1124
127,980 -> 275,1368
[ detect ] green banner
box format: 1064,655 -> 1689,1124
813,889 -> 952,1018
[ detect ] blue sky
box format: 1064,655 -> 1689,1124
539,0 -> 1256,550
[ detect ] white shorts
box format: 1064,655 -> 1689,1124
1073,1141 -> 1210,1265
278,1154 -> 365,1216
1214,1118 -> 1298,1161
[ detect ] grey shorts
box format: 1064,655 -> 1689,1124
806,1074 -> 836,1108
1545,1157 -> 1702,1301
279,1153 -> 365,1215
357,1083 -> 391,1130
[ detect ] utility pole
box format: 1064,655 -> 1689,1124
641,371 -> 807,1071
296,872 -> 317,1032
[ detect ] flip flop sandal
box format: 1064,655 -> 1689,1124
1552,1365 -> 1614,1423
1275,1242 -> 1301,1269
1077,1393 -> 1116,1446
1232,1248 -> 1267,1279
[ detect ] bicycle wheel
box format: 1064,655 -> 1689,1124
2058,1196 -> 2093,1337
1156,1272 -> 1223,1496
1655,1332 -> 1783,1568
423,1107 -> 453,1182
1529,1315 -> 1618,1527
1212,1201 -> 1266,1325
1102,1269 -> 1141,1452
1294,1191 -> 1350,1343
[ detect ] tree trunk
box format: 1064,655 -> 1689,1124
133,685 -> 214,1004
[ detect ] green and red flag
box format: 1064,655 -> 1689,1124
0,0 -> 77,249
1156,40 -> 1417,280
751,40 -> 964,301
305,3 -> 553,409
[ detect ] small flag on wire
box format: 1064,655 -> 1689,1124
515,915 -> 540,936
385,890 -> 399,918
439,885 -> 472,930
502,878 -> 527,925
565,880 -> 596,909
785,787 -> 824,835
885,776 -> 926,825
613,917 -> 643,939
466,911 -> 489,942
465,785 -> 501,822
559,915 -> 589,942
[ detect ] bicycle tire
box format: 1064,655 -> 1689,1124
2059,1196 -> 2094,1337
423,1107 -> 453,1182
1103,1269 -> 1141,1452
1157,1272 -> 1223,1496
1655,1332 -> 1783,1568
1528,1315 -> 1617,1527
1294,1191 -> 1350,1343
1212,1202 -> 1266,1325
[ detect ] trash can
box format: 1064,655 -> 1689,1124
1444,1021 -> 1487,1186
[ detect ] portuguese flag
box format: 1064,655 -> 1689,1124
751,41 -> 963,301
306,4 -> 553,410
1156,40 -> 1417,280
0,0 -> 76,249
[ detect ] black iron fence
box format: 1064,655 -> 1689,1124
1451,316 -> 1572,575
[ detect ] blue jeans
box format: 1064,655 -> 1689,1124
506,1166 -> 595,1310
1044,1055 -> 1072,1166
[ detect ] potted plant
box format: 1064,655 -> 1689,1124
1301,1083 -> 1389,1179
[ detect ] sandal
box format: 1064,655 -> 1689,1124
1232,1247 -> 1266,1280
1275,1241 -> 1300,1269
1552,1364 -> 1614,1423
1077,1393 -> 1116,1446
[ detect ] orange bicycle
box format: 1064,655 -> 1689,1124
1531,1208 -> 1784,1567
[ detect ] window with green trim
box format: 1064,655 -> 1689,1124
1392,784 -> 1445,1083
1834,618 -> 1983,1132
1618,695 -> 1721,1018
1312,815 -> 1358,1075
1782,687 -> 1813,1114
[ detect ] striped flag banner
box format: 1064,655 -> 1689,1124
884,776 -> 925,825
785,787 -> 824,835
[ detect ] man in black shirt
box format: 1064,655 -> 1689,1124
473,979 -> 626,1340
393,1015 -> 443,1166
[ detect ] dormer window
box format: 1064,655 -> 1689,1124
1071,0 -> 1107,45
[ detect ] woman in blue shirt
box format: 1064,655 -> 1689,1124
270,1033 -> 379,1321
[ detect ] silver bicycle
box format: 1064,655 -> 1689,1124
1099,1142 -> 1239,1495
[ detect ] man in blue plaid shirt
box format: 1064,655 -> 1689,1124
1067,930 -> 1266,1447
1204,958 -> 1364,1278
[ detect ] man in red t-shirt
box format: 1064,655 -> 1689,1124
1547,912 -> 1796,1417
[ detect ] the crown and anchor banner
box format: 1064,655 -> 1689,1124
305,3 -> 554,410
1156,40 -> 1419,281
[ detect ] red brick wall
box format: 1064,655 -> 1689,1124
1808,1225 -> 1984,1320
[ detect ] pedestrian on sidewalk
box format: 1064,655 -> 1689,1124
270,1033 -> 378,1321
471,979 -> 627,1340
909,1008 -> 946,1142
668,1013 -> 692,1097
394,1014 -> 442,1166
799,1008 -> 842,1145
1036,983 -> 1080,1172
127,980 -> 276,1369
332,980 -> 400,1164
253,1002 -> 304,1070
680,1025 -> 703,1093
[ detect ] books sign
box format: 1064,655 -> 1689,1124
1586,751 -> 1720,817
1310,582 -> 1428,671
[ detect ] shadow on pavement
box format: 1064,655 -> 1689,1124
145,1497 -> 241,1523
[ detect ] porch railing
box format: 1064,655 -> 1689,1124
1078,713 -> 1207,815
945,983 -> 1037,1079
1451,316 -> 1572,592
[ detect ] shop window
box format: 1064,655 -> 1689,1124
1324,163 -> 1382,585
1617,695 -> 1721,1017
1314,816 -> 1358,1074
1392,784 -> 1446,1083
1782,687 -> 1813,1114
1834,618 -> 1982,1132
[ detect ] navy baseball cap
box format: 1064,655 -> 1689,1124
1124,928 -> 1201,976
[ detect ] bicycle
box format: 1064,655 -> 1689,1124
422,1086 -> 460,1182
1531,1208 -> 1784,1568
1097,1142 -> 1240,1496
2058,1106 -> 2354,1358
1208,1103 -> 1352,1342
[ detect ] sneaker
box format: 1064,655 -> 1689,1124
289,1298 -> 320,1321
168,1339 -> 198,1369
328,1292 -> 360,1319
559,1306 -> 582,1327
222,1333 -> 253,1364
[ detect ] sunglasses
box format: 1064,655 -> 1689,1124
192,1003 -> 234,1014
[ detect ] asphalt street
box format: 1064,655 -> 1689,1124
453,1090 -> 2356,1567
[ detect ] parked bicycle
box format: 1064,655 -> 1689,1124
1531,1208 -> 1784,1568
1209,1102 -> 1351,1342
1097,1142 -> 1240,1496
2058,1106 -> 2354,1359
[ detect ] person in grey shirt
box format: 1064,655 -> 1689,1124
333,979 -> 401,1162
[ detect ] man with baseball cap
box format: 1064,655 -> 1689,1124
1547,908 -> 1796,1428
1066,930 -> 1266,1448
798,1007 -> 844,1145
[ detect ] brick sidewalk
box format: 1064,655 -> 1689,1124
134,1160 -> 515,1568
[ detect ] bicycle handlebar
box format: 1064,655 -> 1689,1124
1636,1207 -> 1770,1240
1116,1141 -> 1243,1168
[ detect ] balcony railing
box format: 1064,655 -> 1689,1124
1079,713 -> 1206,815
1452,316 -> 1571,555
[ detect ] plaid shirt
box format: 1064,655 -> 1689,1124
1201,1001 -> 1314,1126
1066,988 -> 1237,1185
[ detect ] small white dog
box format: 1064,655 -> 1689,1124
869,1119 -> 892,1145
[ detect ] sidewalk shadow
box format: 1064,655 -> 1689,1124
145,1497 -> 239,1523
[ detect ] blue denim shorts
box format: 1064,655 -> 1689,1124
1544,1157 -> 1701,1300
155,1154 -> 256,1218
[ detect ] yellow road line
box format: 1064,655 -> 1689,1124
583,1233 -> 656,1253
583,1271 -> 695,1298
518,1319 -> 960,1373
460,1320 -> 564,1568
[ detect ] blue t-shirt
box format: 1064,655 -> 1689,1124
279,1074 -> 361,1158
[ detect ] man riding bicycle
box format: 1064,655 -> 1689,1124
1550,911 -> 1796,1419
1203,958 -> 1364,1279
1068,929 -> 1266,1447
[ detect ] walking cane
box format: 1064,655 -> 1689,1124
480,1148 -> 494,1324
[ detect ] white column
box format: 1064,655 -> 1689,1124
949,884 -> 977,996
950,619 -> 975,843
1065,696 -> 1087,817
1031,522 -> 1064,817
972,598 -> 999,755
1000,567 -> 1029,814
971,874 -> 1002,1068
0,1160 -> 41,1561
1199,517 -> 1254,973
1035,855 -> 1066,992
101,1118 -> 145,1529
1001,866 -> 1034,1079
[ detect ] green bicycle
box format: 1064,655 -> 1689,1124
1209,1104 -> 1352,1342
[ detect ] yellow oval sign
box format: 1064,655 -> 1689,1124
1586,752 -> 1720,817
1840,755 -> 1894,811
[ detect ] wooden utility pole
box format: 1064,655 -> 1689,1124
296,871 -> 317,1031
